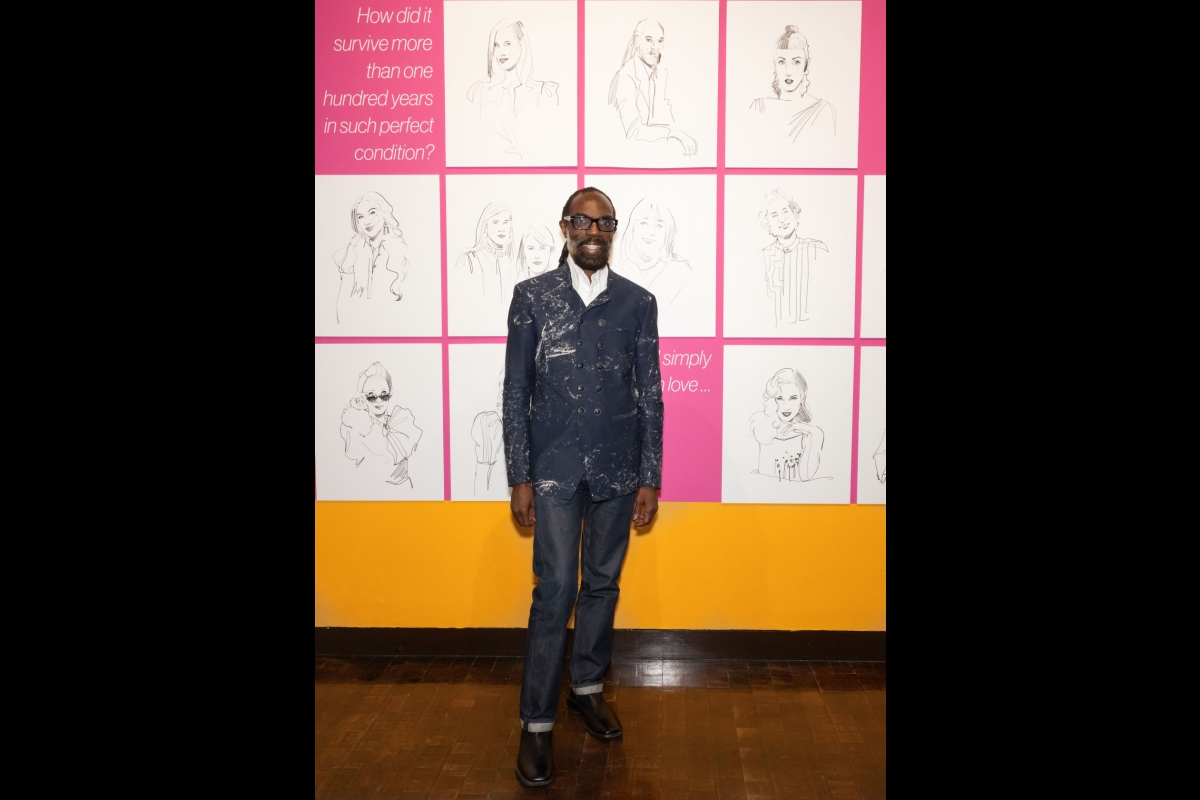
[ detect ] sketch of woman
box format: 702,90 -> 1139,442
749,368 -> 829,483
612,198 -> 691,305
749,26 -> 836,142
758,189 -> 828,325
332,192 -> 409,323
516,224 -> 557,281
466,19 -> 559,157
471,369 -> 505,495
454,202 -> 518,302
339,362 -> 423,487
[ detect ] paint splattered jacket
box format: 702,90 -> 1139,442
503,258 -> 663,500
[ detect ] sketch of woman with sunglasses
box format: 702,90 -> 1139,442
339,362 -> 423,487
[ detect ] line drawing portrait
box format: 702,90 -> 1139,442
758,189 -> 828,326
471,368 -> 506,495
339,362 -> 423,487
466,19 -> 560,158
748,368 -> 830,483
455,202 -> 518,301
612,197 -> 691,305
873,429 -> 886,484
516,224 -> 557,281
607,19 -> 698,156
332,192 -> 409,323
749,25 -> 836,142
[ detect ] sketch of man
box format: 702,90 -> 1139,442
471,369 -> 506,494
750,25 -> 836,142
758,189 -> 828,325
749,368 -> 828,482
339,362 -> 422,487
607,19 -> 697,155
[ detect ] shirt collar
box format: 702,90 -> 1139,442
566,254 -> 609,296
632,57 -> 658,83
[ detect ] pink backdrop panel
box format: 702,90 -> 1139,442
315,1 -> 447,173
658,338 -> 723,502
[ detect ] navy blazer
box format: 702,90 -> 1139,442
503,258 -> 664,500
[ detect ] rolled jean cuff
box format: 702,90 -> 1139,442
572,683 -> 604,696
521,719 -> 555,732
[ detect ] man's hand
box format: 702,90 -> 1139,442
632,486 -> 659,527
510,482 -> 536,527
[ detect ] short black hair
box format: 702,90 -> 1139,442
561,186 -> 615,219
559,187 -> 616,264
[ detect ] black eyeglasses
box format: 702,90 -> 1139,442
365,392 -> 392,402
563,214 -> 618,232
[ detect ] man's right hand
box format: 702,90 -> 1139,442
510,483 -> 536,528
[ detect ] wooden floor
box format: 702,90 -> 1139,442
316,657 -> 886,800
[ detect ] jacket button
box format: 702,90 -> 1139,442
596,386 -> 602,392
577,340 -> 583,347
578,407 -> 585,414
577,385 -> 584,391
576,362 -> 583,368
598,319 -> 606,327
598,364 -> 605,371
594,409 -> 601,416
578,318 -> 584,325
598,342 -> 605,349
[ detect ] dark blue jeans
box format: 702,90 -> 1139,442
519,481 -> 636,731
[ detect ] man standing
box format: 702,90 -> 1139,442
607,19 -> 698,156
503,188 -> 664,787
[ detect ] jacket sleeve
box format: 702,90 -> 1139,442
634,295 -> 664,488
502,286 -> 536,486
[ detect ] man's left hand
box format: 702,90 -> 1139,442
632,486 -> 659,527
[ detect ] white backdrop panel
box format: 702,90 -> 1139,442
585,1 -> 719,168
586,173 -> 716,336
856,346 -> 885,504
449,344 -> 513,501
860,175 -> 886,338
444,1 -> 579,166
722,344 -> 853,504
314,175 -> 443,336
315,343 -> 445,500
724,175 -> 857,338
725,1 -> 861,168
446,173 -> 578,335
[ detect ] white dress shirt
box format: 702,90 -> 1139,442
566,255 -> 609,307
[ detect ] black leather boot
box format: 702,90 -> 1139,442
514,729 -> 555,787
567,690 -> 623,739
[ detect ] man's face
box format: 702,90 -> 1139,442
559,191 -> 616,271
765,198 -> 798,238
635,23 -> 664,67
774,50 -> 806,94
361,376 -> 391,418
493,26 -> 522,71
